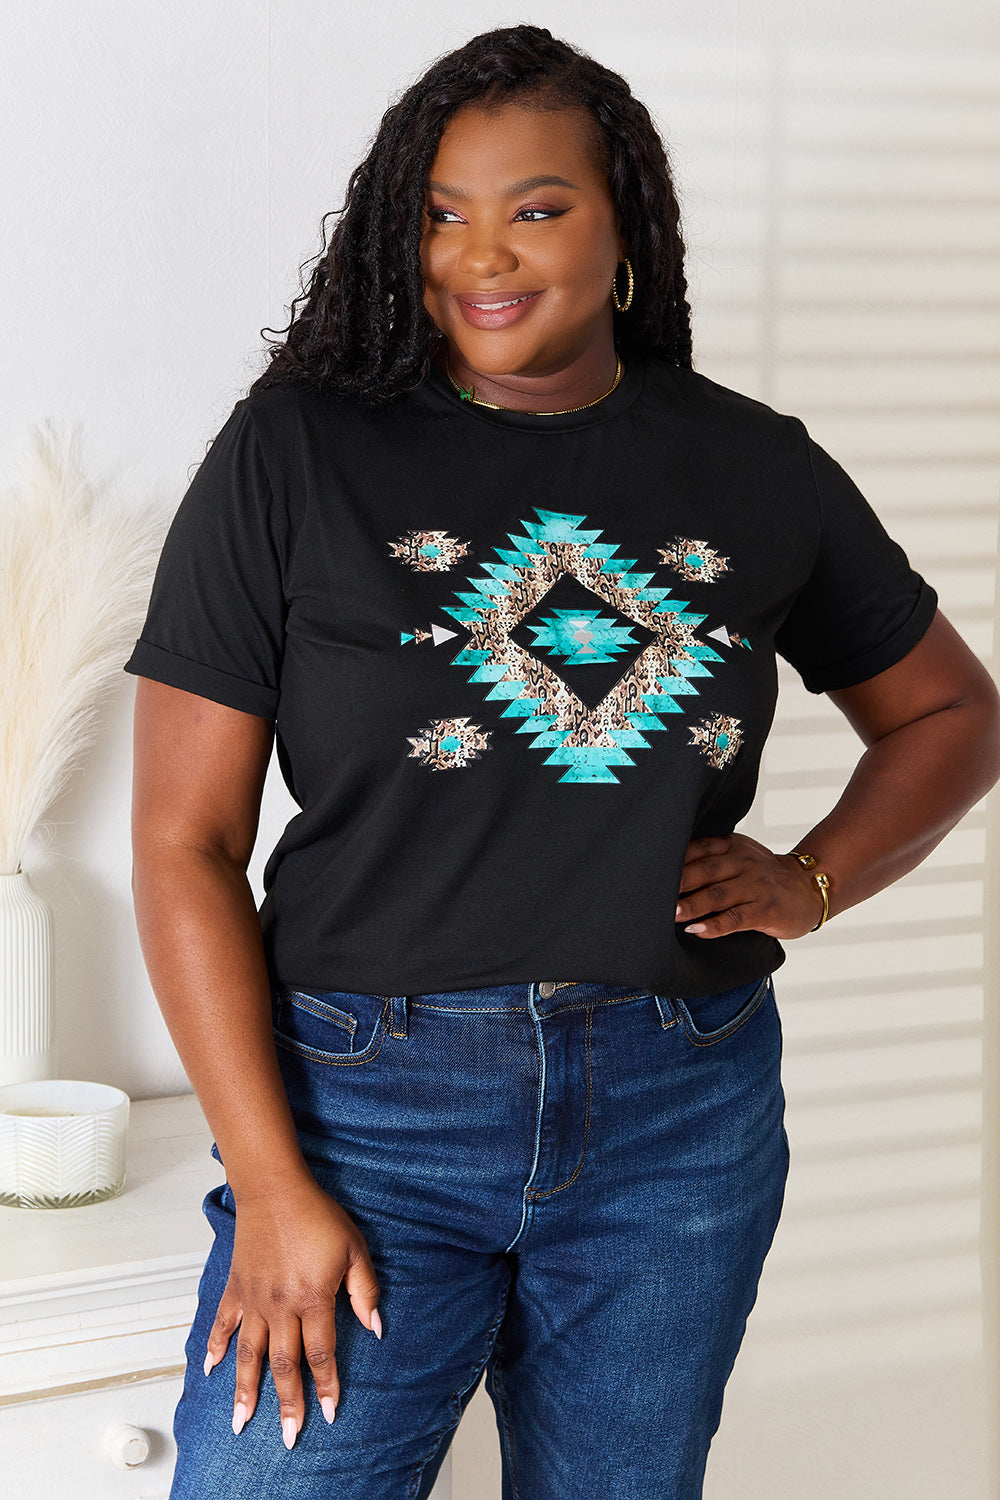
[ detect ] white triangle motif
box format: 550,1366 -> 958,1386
431,624 -> 459,646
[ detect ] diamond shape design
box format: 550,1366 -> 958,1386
438,507 -> 725,784
509,572 -> 658,709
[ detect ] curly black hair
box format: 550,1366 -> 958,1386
247,24 -> 692,406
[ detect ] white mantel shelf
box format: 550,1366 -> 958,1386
0,1093 -> 219,1404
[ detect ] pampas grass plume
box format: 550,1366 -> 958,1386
0,421 -> 169,873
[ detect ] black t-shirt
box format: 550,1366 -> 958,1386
123,349 -> 937,997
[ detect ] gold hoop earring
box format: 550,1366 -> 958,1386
611,257 -> 634,312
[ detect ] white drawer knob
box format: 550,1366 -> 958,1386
104,1422 -> 151,1469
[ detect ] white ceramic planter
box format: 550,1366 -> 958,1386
0,1079 -> 130,1208
0,869 -> 54,1086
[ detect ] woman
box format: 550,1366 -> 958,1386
125,24 -> 1000,1500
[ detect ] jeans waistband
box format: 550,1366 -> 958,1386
405,980 -> 651,1017
273,976 -> 769,1023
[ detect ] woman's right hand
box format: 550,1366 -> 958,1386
203,1171 -> 382,1449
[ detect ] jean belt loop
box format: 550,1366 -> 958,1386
390,995 -> 409,1039
654,994 -> 675,1029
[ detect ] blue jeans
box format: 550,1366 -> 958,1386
170,974 -> 789,1500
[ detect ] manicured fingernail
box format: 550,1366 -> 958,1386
320,1396 -> 337,1424
204,1351 -> 216,1377
675,904 -> 682,919
282,1416 -> 298,1450
232,1402 -> 248,1435
371,1308 -> 382,1340
685,923 -> 707,934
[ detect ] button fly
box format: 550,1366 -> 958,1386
537,981 -> 557,999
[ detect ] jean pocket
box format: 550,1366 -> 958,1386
272,987 -> 390,1066
668,975 -> 772,1048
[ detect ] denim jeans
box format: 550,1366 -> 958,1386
169,974 -> 789,1500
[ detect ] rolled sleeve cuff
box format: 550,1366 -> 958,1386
123,639 -> 279,719
797,580 -> 939,694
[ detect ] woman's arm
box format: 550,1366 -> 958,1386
130,678 -> 381,1447
675,610 -> 1000,938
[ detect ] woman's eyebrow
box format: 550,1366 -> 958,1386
425,174 -> 581,198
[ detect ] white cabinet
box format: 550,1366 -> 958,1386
0,1374 -> 184,1499
0,1094 -> 454,1499
0,1096 -> 219,1499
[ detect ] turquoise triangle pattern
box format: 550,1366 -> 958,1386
442,507 -> 725,784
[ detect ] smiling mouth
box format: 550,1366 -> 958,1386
460,293 -> 540,310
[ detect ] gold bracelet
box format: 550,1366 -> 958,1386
788,851 -> 831,931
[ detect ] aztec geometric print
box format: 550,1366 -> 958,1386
388,529 -> 470,572
526,602 -> 641,666
406,715 -> 492,771
689,713 -> 744,770
658,537 -> 730,585
433,507 -> 731,784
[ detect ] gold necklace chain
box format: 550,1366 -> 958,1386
444,353 -> 623,415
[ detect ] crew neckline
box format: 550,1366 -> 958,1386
423,346 -> 646,432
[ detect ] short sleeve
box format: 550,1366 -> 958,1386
123,399 -> 286,718
774,426 -> 938,693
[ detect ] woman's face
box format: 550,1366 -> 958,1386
420,102 -> 626,384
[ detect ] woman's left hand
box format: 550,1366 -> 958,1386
676,833 -> 824,940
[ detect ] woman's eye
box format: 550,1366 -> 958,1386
424,207 -> 565,224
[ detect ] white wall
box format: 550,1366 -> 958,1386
5,2 -> 998,1496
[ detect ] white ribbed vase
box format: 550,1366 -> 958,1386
0,870 -> 54,1086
